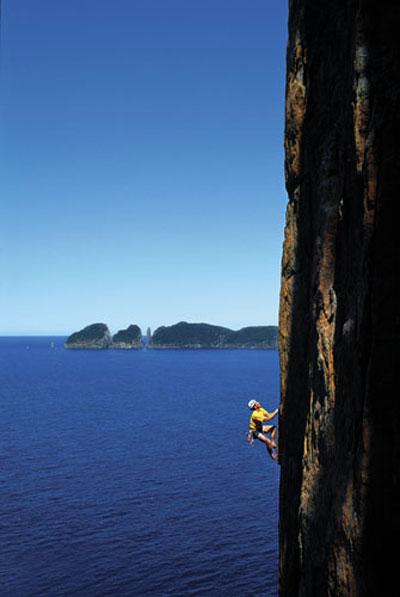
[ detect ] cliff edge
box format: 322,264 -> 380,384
279,3 -> 399,595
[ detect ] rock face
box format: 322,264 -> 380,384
279,3 -> 399,595
64,323 -> 112,349
150,321 -> 278,349
111,324 -> 142,349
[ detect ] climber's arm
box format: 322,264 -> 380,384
263,408 -> 279,422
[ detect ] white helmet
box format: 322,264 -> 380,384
248,399 -> 257,409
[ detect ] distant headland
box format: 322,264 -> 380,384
149,321 -> 278,349
64,321 -> 278,350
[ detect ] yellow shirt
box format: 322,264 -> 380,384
249,407 -> 269,431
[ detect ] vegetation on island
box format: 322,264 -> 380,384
112,325 -> 142,348
65,323 -> 143,349
230,326 -> 278,347
149,321 -> 278,349
64,323 -> 111,349
64,321 -> 278,350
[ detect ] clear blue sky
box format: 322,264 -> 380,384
0,0 -> 288,335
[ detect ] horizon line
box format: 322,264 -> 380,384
0,321 -> 279,337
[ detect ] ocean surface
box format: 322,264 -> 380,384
0,337 -> 280,596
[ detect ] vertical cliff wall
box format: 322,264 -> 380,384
279,1 -> 399,594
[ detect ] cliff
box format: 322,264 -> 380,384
279,2 -> 399,595
150,321 -> 278,349
64,323 -> 112,349
111,324 -> 142,349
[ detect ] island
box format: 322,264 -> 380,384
149,321 -> 278,349
111,324 -> 142,349
64,323 -> 112,349
64,321 -> 278,350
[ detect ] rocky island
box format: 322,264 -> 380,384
64,323 -> 112,349
111,324 -> 142,349
149,321 -> 278,349
65,323 -> 143,349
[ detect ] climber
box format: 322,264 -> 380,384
247,400 -> 279,461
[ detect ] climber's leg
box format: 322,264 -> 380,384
257,432 -> 275,455
263,424 -> 277,448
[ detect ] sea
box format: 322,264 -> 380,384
0,337 -> 280,596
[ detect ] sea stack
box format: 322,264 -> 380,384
279,3 -> 399,595
64,323 -> 112,349
111,325 -> 142,349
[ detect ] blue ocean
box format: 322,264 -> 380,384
0,337 -> 280,596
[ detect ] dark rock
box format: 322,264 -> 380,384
279,3 -> 399,595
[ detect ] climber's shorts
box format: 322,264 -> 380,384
252,425 -> 275,439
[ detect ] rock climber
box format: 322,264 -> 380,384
247,400 -> 279,461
